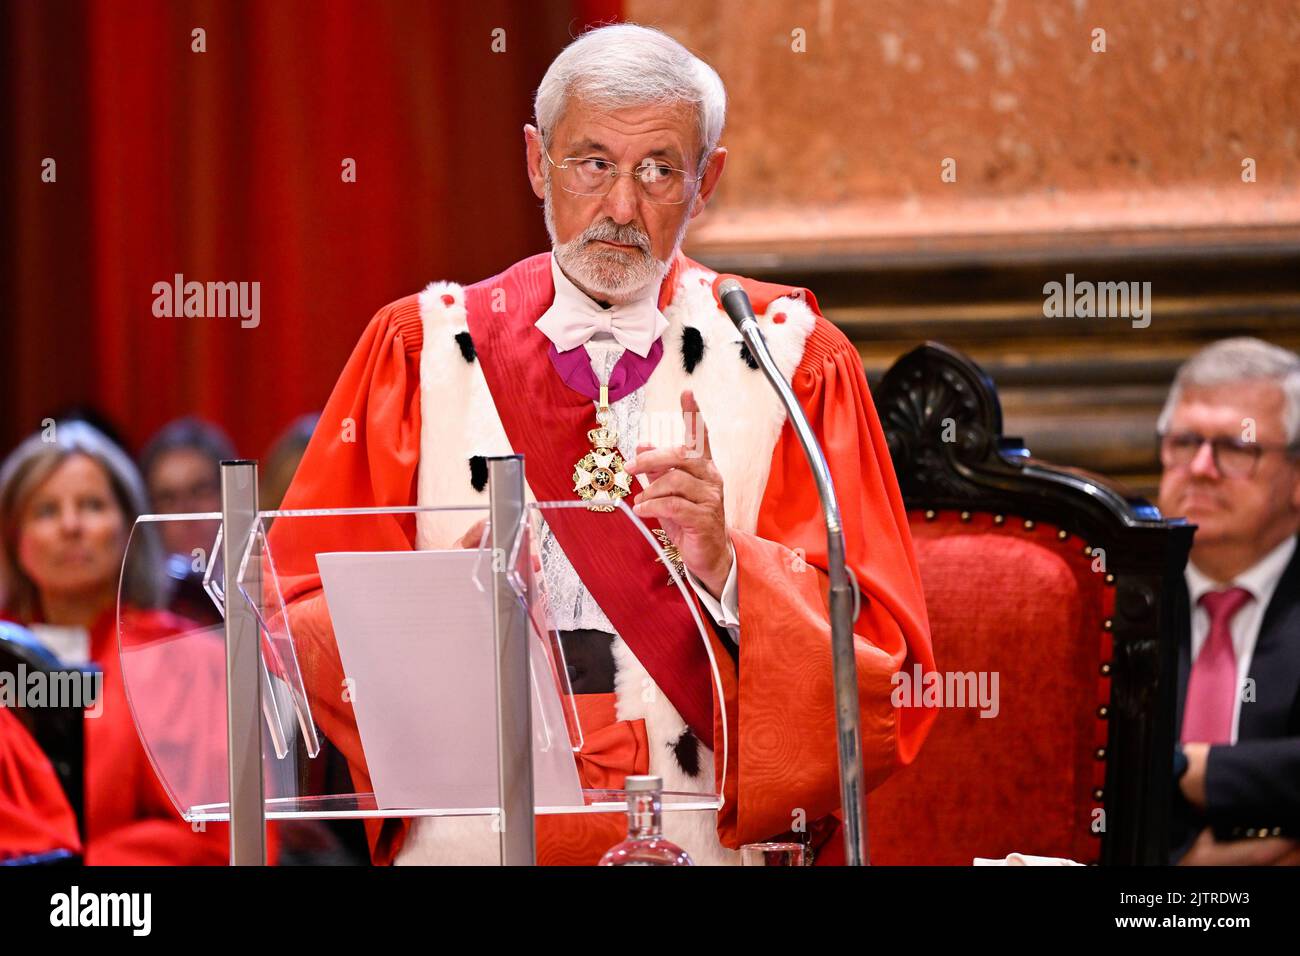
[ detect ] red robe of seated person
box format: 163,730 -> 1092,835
3,606 -> 232,864
89,606 -> 234,865
0,705 -> 81,860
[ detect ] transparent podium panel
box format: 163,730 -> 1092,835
117,501 -> 727,825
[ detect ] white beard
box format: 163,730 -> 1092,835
543,176 -> 686,304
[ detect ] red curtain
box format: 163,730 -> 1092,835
1,0 -> 621,459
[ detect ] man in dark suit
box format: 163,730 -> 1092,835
1157,337 -> 1300,865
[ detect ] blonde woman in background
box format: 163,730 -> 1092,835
0,420 -> 229,864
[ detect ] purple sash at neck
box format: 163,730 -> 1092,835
547,338 -> 664,403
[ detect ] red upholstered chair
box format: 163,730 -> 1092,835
866,343 -> 1193,865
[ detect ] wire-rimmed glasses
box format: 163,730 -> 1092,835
543,145 -> 701,205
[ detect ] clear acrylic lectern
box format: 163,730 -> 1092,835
116,457 -> 728,865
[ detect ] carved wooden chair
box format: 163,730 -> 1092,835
866,342 -> 1193,865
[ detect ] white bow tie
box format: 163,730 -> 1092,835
536,263 -> 669,357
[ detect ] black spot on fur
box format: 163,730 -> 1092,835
739,343 -> 759,370
469,456 -> 488,493
454,331 -> 476,364
672,728 -> 701,777
681,327 -> 704,373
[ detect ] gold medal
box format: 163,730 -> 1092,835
573,384 -> 632,512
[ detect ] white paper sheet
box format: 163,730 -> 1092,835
317,549 -> 583,812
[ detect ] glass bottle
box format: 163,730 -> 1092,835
598,775 -> 694,866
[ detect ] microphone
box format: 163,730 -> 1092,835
713,276 -> 870,867
716,277 -> 758,331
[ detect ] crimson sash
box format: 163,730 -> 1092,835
464,253 -> 720,747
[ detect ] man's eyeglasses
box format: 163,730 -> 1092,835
1158,430 -> 1300,479
542,145 -> 701,205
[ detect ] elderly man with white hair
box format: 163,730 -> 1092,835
1157,337 -> 1300,865
271,23 -> 935,865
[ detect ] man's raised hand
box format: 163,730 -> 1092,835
627,389 -> 731,598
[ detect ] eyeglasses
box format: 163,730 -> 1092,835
1158,430 -> 1300,479
542,145 -> 701,205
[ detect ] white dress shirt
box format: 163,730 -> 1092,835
537,257 -> 741,640
1185,535 -> 1297,743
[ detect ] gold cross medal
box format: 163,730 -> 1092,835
573,384 -> 632,512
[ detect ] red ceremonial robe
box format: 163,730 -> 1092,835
2,607 -> 231,864
271,251 -> 937,865
0,706 -> 81,860
87,607 -> 234,864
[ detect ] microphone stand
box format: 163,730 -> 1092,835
720,281 -> 868,866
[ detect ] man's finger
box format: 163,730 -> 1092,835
456,517 -> 488,549
627,445 -> 713,479
1182,830 -> 1298,866
633,494 -> 703,526
1274,844 -> 1300,866
632,441 -> 666,487
681,389 -> 712,461
634,468 -> 714,506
